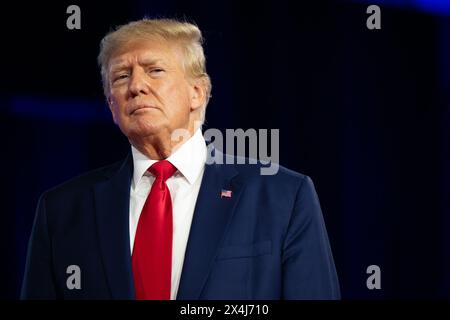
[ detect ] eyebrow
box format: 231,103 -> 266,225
109,58 -> 165,73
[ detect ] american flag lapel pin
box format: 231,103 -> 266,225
221,189 -> 232,198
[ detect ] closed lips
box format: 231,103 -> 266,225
130,105 -> 157,114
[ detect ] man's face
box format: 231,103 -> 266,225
107,38 -> 203,142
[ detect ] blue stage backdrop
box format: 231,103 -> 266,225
0,0 -> 449,299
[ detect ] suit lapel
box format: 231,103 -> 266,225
93,155 -> 135,299
92,148 -> 244,300
176,155 -> 245,299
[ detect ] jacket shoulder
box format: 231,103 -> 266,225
41,158 -> 126,200
228,154 -> 309,186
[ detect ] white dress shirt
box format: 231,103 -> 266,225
129,129 -> 207,300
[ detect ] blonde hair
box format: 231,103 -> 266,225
98,18 -> 212,121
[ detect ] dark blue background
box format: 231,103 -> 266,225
1,0 -> 449,299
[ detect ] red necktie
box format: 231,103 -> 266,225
132,160 -> 177,300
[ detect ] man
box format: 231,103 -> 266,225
21,18 -> 340,299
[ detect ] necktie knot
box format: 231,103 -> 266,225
148,160 -> 177,183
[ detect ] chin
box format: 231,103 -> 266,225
126,119 -> 165,139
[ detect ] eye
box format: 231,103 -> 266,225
149,68 -> 164,75
113,74 -> 129,82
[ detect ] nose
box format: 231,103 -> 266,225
128,69 -> 149,97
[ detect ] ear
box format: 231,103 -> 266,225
107,96 -> 118,124
189,80 -> 207,112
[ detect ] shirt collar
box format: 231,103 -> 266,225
131,128 -> 207,189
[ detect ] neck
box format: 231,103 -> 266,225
130,126 -> 197,160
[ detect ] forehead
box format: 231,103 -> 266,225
108,38 -> 183,70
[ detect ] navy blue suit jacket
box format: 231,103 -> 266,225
21,151 -> 340,299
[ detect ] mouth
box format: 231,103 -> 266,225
129,104 -> 158,115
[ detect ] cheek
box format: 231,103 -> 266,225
110,93 -> 127,115
170,93 -> 191,121
167,83 -> 192,110
109,104 -> 119,124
